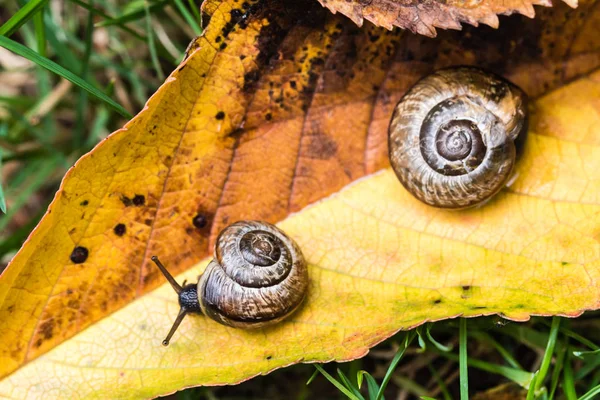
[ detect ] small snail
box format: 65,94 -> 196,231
388,67 -> 528,209
152,220 -> 308,346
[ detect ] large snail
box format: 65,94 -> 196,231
388,67 -> 528,209
152,220 -> 308,346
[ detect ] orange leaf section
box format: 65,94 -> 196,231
317,0 -> 578,37
1,0 -> 600,381
1,70 -> 600,399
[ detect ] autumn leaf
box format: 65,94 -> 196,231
316,0 -> 578,37
1,0 -> 600,397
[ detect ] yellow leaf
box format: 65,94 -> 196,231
1,0 -> 600,396
1,69 -> 600,398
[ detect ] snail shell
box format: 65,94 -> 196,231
199,221 -> 308,328
388,67 -> 528,209
152,220 -> 308,345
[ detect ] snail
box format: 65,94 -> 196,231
388,67 -> 528,209
152,220 -> 308,346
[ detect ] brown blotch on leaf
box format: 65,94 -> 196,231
70,246 -> 89,264
306,133 -> 338,160
114,223 -> 126,236
39,319 -> 54,340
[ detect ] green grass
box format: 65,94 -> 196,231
2,2 -> 600,399
311,317 -> 600,399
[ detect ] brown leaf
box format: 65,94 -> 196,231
317,0 -> 580,37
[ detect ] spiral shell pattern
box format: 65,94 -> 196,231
198,221 -> 308,328
388,67 -> 528,209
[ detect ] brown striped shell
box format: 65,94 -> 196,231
198,221 -> 308,328
152,221 -> 308,345
388,67 -> 528,209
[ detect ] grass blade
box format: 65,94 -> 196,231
96,0 -> 170,27
578,385 -> 600,400
427,324 -> 453,352
67,0 -> 147,41
459,318 -> 469,400
144,0 -> 164,80
74,0 -> 95,149
314,365 -> 362,400
471,331 -> 522,369
360,372 -> 380,400
376,331 -> 415,400
0,35 -> 132,118
535,317 -> 560,393
0,0 -> 49,37
563,347 -> 577,400
526,371 -> 539,400
549,345 -> 566,400
173,0 -> 202,36
0,148 -> 6,213
337,369 -> 364,400
426,364 -> 452,400
186,0 -> 202,28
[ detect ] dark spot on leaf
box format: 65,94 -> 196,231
114,223 -> 126,236
266,355 -> 272,360
433,299 -> 442,304
461,285 -> 473,299
216,111 -> 226,120
70,246 -> 89,264
144,219 -> 153,226
193,213 -> 208,229
470,306 -> 487,310
80,200 -> 89,206
219,43 -> 227,50
133,194 -> 145,206
243,70 -> 261,92
265,113 -> 272,121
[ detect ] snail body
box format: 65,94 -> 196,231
388,67 -> 528,209
152,221 -> 308,345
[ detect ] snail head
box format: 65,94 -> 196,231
151,256 -> 201,346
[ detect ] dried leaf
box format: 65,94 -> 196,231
317,0 -> 578,37
1,0 -> 600,396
